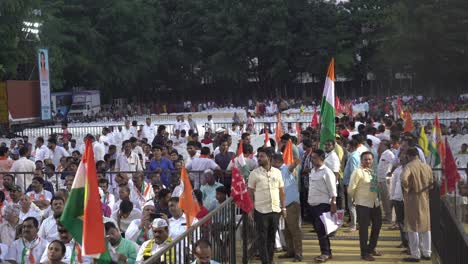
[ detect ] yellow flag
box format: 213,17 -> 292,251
418,126 -> 429,156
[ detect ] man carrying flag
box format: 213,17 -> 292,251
320,58 -> 336,149
60,139 -> 107,261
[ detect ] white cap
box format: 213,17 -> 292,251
143,200 -> 155,208
152,218 -> 169,228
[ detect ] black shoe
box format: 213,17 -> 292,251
293,255 -> 303,262
278,253 -> 294,259
361,255 -> 375,261
403,257 -> 420,262
421,256 -> 431,260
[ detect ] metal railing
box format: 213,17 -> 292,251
144,197 -> 237,264
430,169 -> 468,264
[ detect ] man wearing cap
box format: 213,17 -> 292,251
126,201 -> 156,245
136,218 -> 174,263
6,184 -> 23,208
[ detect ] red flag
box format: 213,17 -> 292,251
311,107 -> 319,128
347,101 -> 353,116
335,95 -> 342,115
237,140 -> 244,156
440,137 -> 461,196
403,110 -> 415,132
283,139 -> 294,165
275,113 -> 283,143
296,122 -> 301,134
179,167 -> 201,227
82,139 -> 106,256
231,164 -> 253,214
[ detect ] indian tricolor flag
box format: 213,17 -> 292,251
429,114 -> 445,167
61,139 -> 106,258
319,58 -> 336,149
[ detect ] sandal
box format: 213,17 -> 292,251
315,254 -> 331,262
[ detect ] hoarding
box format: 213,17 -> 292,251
38,48 -> 51,120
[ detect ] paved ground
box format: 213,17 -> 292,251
246,223 -> 437,263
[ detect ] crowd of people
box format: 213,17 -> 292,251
0,110 -> 466,263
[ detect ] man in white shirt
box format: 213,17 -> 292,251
186,147 -> 220,189
111,200 -> 142,234
167,197 -> 197,239
47,138 -> 70,168
38,196 -> 64,242
142,117 -> 156,143
6,216 -> 48,264
10,146 -> 36,190
125,201 -> 156,245
390,153 -> 408,249
99,127 -> 112,153
377,140 -> 395,223
26,177 -> 53,211
0,204 -> 22,246
122,120 -> 137,141
115,141 -> 143,178
34,137 -> 49,162
18,195 -> 42,223
308,149 -> 337,262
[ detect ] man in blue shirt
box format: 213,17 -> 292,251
343,139 -> 360,231
147,145 -> 174,187
272,153 -> 303,262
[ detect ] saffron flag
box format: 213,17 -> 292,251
403,110 -> 415,132
60,139 -> 106,258
440,137 -> 461,196
296,122 -> 301,134
275,113 -> 283,144
283,139 -> 294,165
231,163 -> 253,214
179,167 -> 200,228
418,126 -> 429,156
311,107 -> 319,128
320,58 -> 336,149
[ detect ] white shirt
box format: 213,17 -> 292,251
93,141 -> 106,162
136,239 -> 170,263
377,149 -> 395,182
186,157 -> 219,189
6,237 -> 48,264
115,152 -> 143,173
168,214 -> 197,239
308,165 -> 337,206
367,134 -> 381,152
142,124 -> 156,143
10,157 -> 36,190
27,189 -> 53,203
125,219 -> 153,244
390,166 -> 404,201
324,151 -> 340,173
111,209 -> 142,232
48,146 -> 70,168
38,216 -> 59,243
39,240 -> 93,264
130,181 -> 154,209
34,145 -> 50,162
0,220 -> 22,246
99,134 -> 111,152
172,184 -> 184,198
122,127 -> 137,141
19,207 -> 42,223
101,191 -> 116,210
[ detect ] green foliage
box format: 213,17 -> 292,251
1,0 -> 467,96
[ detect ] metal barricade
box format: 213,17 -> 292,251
144,197 -> 236,264
430,169 -> 468,264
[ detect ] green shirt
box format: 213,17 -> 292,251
110,238 -> 139,264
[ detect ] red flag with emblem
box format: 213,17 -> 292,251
231,163 -> 253,214
440,137 -> 461,196
335,95 -> 342,115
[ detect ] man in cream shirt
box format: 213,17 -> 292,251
348,151 -> 383,262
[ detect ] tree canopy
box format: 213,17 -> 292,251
1,0 -> 467,98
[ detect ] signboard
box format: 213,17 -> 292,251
0,82 -> 8,124
38,48 -> 51,120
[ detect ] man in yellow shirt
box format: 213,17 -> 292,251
348,152 -> 383,262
